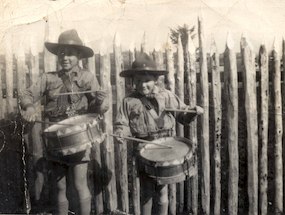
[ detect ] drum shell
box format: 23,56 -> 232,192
43,114 -> 102,156
45,128 -> 92,155
138,137 -> 196,185
139,156 -> 196,185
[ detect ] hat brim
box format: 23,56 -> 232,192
45,42 -> 94,58
120,69 -> 168,77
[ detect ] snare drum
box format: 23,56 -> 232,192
138,136 -> 196,185
44,114 -> 103,156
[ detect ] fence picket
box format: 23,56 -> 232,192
153,49 -> 165,88
210,39 -> 222,215
126,45 -> 141,215
165,37 -> 177,215
176,35 -> 185,213
16,43 -> 26,98
166,37 -> 175,93
86,45 -> 104,215
99,44 -> 117,212
224,33 -> 238,215
259,44 -> 269,215
87,53 -> 96,77
198,15 -> 210,215
241,36 -> 258,215
272,39 -> 283,214
113,33 -> 128,213
29,37 -> 45,208
186,36 -> 198,215
5,33 -> 14,116
44,17 -> 57,72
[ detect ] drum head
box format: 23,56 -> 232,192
139,137 -> 193,166
44,114 -> 99,136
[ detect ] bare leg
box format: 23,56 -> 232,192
72,162 -> 91,215
53,163 -> 68,215
156,185 -> 168,215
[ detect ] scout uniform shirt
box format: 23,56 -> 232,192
114,85 -> 189,140
19,66 -> 107,164
19,65 -> 104,121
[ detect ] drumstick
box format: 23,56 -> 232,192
109,134 -> 172,149
35,120 -> 74,126
164,108 -> 196,113
54,90 -> 97,96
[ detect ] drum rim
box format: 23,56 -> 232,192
138,136 -> 193,167
45,128 -> 87,138
43,113 -> 100,135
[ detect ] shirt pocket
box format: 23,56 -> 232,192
47,80 -> 63,100
76,73 -> 93,90
129,106 -> 147,134
129,106 -> 142,120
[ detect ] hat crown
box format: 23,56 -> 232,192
58,29 -> 83,46
45,29 -> 94,58
132,53 -> 156,70
119,53 -> 167,77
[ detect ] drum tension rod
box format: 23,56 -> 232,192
109,134 -> 172,149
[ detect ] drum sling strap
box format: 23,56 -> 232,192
139,96 -> 165,129
60,73 -> 82,103
59,73 -> 84,116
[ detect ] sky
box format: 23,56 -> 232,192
1,0 -> 285,55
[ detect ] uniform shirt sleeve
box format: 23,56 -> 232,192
83,71 -> 100,99
114,98 -> 131,137
85,72 -> 109,114
19,73 -> 47,110
166,90 -> 196,125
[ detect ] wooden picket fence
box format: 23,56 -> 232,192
0,16 -> 284,215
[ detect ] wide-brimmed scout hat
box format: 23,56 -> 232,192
44,29 -> 94,58
120,52 -> 168,77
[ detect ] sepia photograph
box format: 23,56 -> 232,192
0,0 -> 285,214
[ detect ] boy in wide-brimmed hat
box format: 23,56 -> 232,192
114,53 -> 203,215
19,29 -> 109,215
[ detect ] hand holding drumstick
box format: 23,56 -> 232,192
20,105 -> 41,122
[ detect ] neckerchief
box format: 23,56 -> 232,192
137,87 -> 165,129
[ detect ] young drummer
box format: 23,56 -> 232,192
19,29 -> 109,215
114,53 -> 203,215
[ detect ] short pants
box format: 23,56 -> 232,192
46,147 -> 91,166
